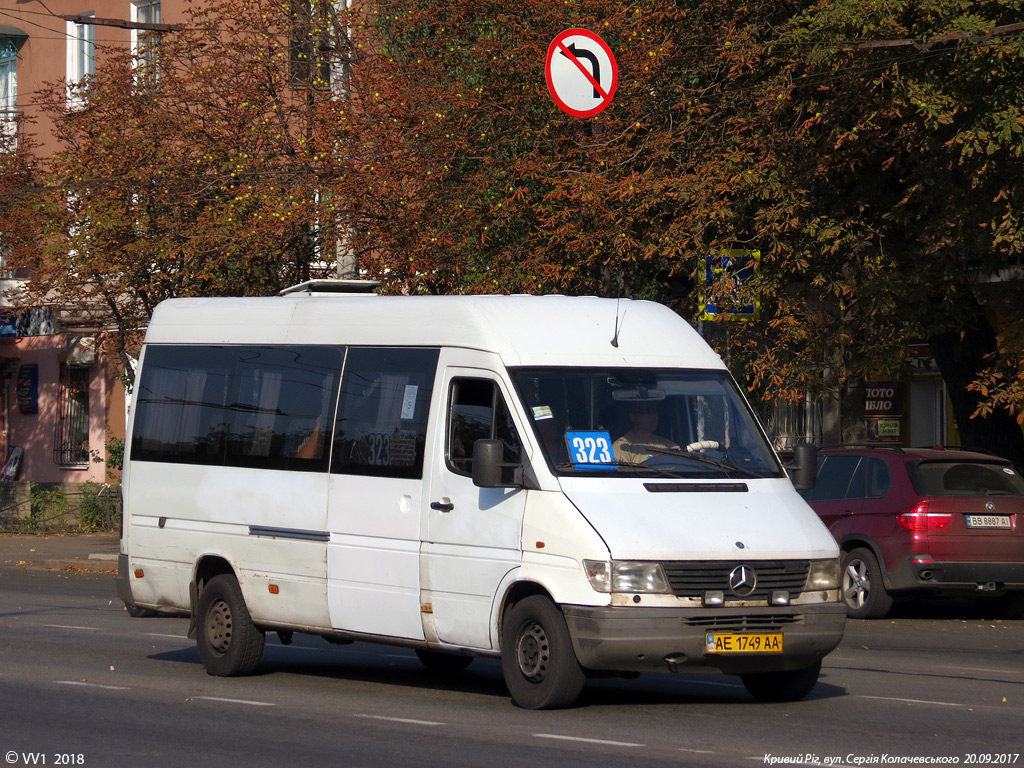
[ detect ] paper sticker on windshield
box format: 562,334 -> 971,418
566,431 -> 616,471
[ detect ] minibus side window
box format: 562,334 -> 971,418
131,346 -> 232,465
331,347 -> 439,479
131,345 -> 342,472
224,346 -> 342,472
447,378 -> 521,480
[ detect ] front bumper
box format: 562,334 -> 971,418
562,603 -> 846,675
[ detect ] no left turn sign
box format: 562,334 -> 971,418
545,28 -> 618,118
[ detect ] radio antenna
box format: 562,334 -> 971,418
611,298 -> 623,348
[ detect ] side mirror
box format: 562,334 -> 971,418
791,443 -> 818,491
472,439 -> 510,488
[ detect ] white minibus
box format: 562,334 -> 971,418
117,283 -> 844,709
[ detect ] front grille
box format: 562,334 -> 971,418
686,614 -> 803,632
663,560 -> 810,599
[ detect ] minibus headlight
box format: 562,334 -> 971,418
806,558 -> 840,591
584,560 -> 671,594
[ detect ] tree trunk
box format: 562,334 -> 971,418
929,314 -> 1024,468
840,348 -> 867,444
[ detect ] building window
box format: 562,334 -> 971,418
66,15 -> 96,106
289,0 -> 350,91
0,38 -> 17,142
131,1 -> 161,81
54,364 -> 90,468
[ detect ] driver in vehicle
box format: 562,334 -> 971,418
613,402 -> 680,464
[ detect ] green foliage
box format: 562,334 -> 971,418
78,483 -> 121,533
26,483 -> 72,533
92,427 -> 126,480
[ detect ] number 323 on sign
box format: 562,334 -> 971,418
565,431 -> 616,470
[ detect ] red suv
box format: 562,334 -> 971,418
801,446 -> 1024,619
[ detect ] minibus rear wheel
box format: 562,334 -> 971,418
196,574 -> 265,676
740,660 -> 821,702
501,596 -> 585,710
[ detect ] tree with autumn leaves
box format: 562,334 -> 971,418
334,0 -> 1024,460
1,0 -> 1023,461
1,0 -> 349,371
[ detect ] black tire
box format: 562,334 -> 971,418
415,649 -> 474,673
124,602 -> 159,618
740,661 -> 822,702
841,547 -> 894,619
195,574 -> 265,676
501,595 -> 585,710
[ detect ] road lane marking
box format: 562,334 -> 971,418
858,695 -> 965,708
534,734 -> 644,748
56,680 -> 130,690
194,696 -> 276,707
44,624 -> 100,631
936,665 -> 1024,676
353,714 -> 445,726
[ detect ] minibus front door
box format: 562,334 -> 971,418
422,366 -> 527,650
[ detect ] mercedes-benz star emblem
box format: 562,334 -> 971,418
728,565 -> 758,597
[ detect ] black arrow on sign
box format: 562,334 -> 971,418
561,42 -> 602,99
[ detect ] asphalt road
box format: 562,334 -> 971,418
2,568 -> 1022,768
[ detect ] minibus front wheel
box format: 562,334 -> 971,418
195,574 -> 266,676
501,595 -> 585,710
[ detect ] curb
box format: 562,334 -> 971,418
16,554 -> 118,574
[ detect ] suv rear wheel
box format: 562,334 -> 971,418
841,548 -> 894,619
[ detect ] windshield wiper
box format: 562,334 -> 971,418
643,447 -> 765,479
553,461 -> 692,479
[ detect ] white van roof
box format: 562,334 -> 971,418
143,294 -> 725,369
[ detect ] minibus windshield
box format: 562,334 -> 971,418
511,368 -> 783,480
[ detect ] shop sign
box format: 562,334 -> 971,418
864,381 -> 904,416
17,363 -> 38,414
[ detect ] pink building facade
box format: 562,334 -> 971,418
1,0 -> 181,486
0,331 -> 126,484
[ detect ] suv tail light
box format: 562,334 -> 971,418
897,502 -> 952,531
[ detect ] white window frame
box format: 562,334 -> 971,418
131,0 -> 161,77
0,39 -> 17,141
66,14 -> 96,107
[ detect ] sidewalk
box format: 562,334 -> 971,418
0,532 -> 120,573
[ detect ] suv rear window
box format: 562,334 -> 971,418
908,461 -> 1024,497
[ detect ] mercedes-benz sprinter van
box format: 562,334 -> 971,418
117,284 -> 843,709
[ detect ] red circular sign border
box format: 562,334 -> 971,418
545,28 -> 618,119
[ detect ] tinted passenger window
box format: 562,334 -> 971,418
224,347 -> 341,471
132,345 -> 342,472
845,457 -> 891,499
909,461 -> 1024,497
803,455 -> 862,502
864,458 -> 891,498
448,378 -> 521,480
331,348 -> 438,479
